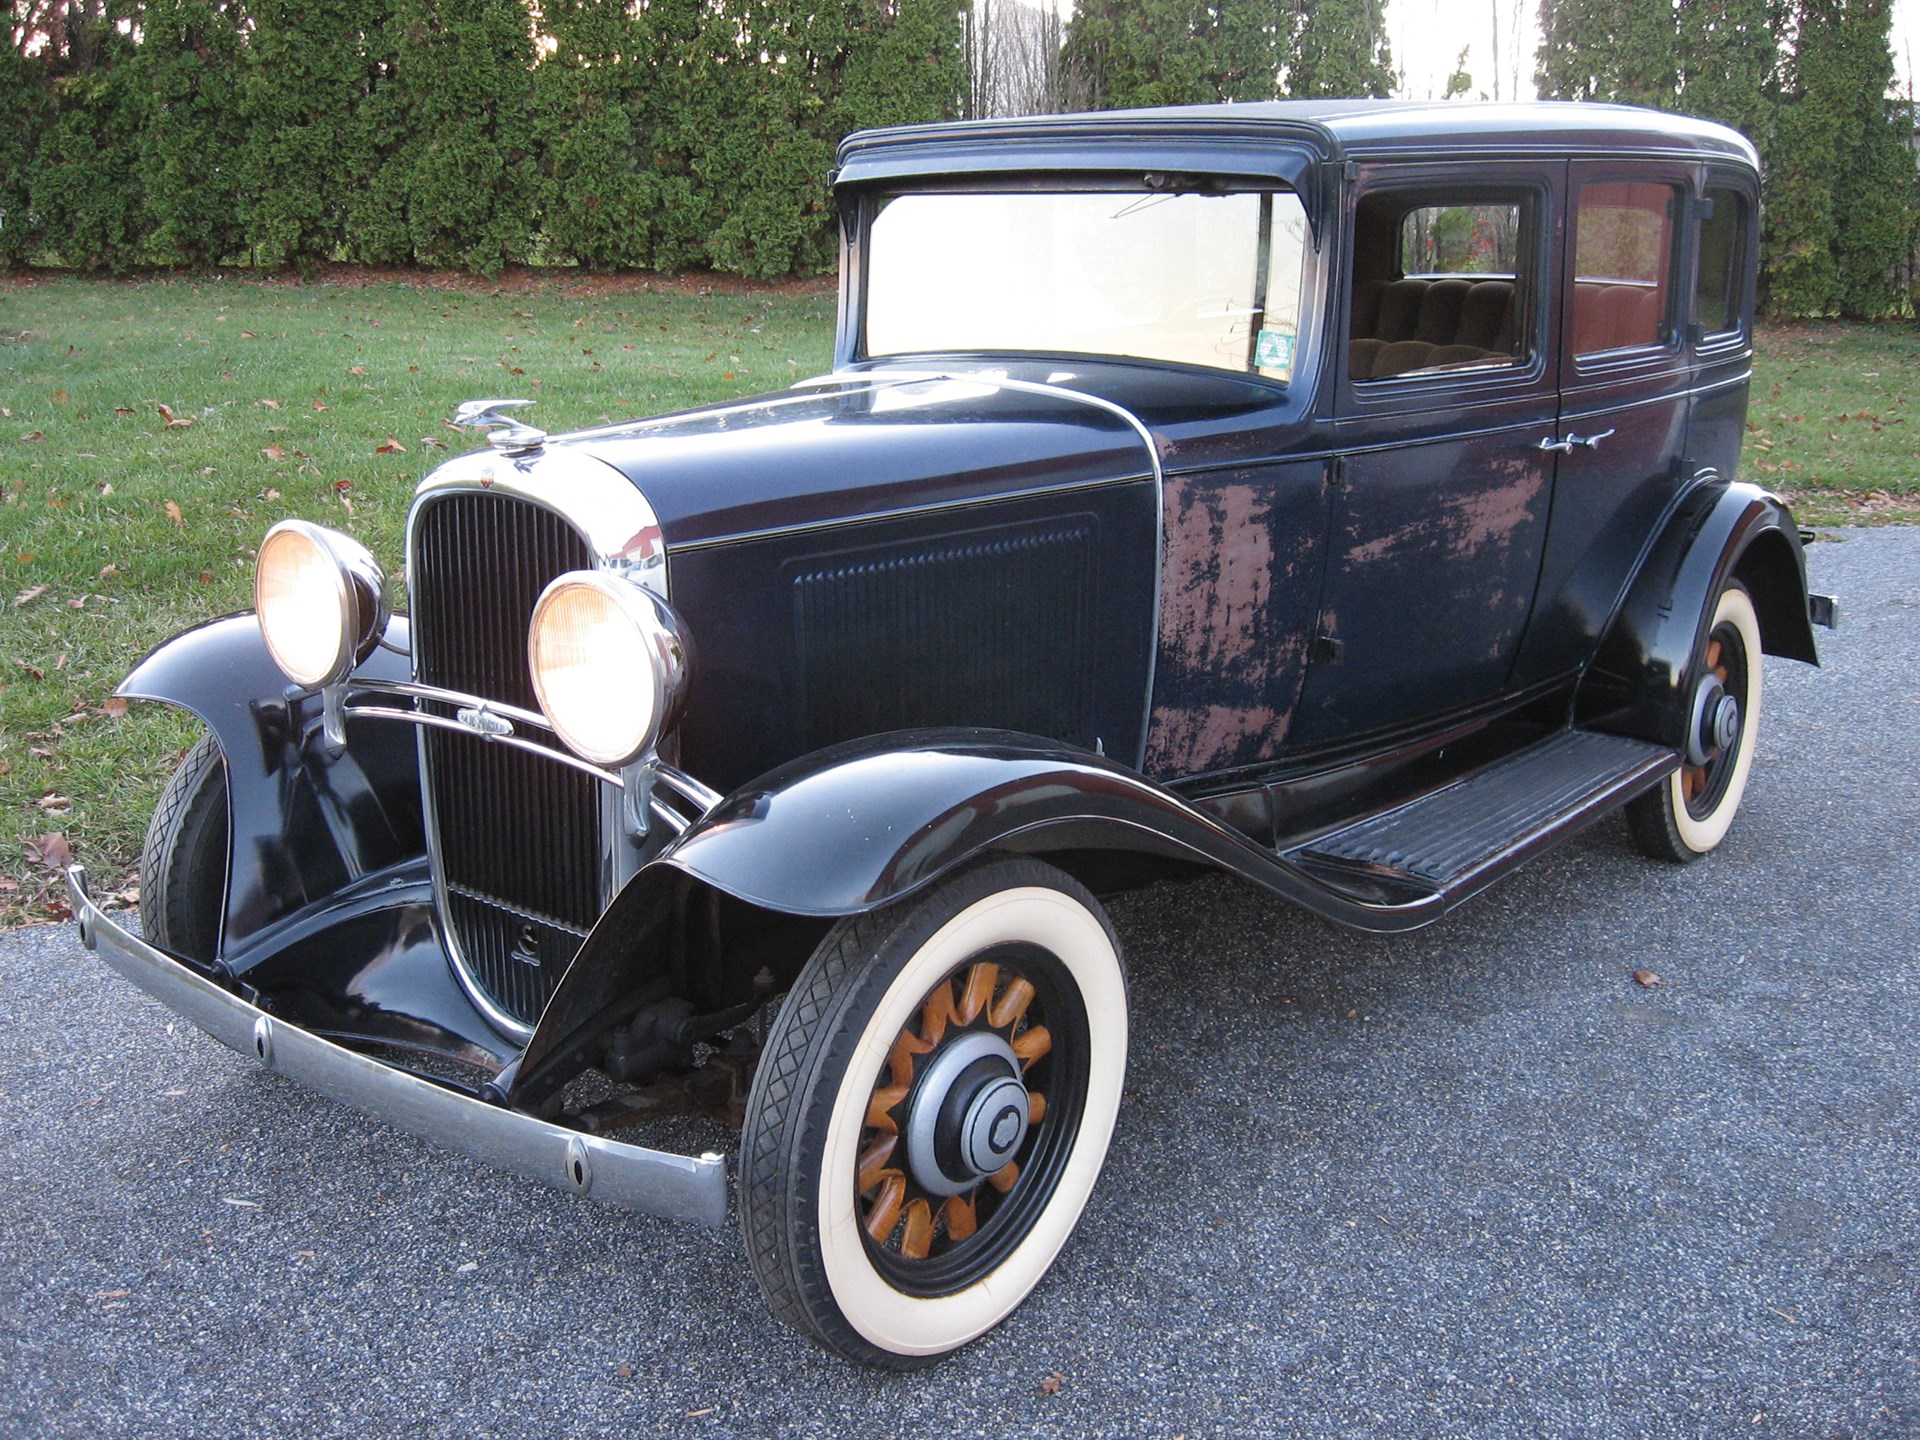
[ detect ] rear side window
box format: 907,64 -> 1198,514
1349,189 -> 1535,383
1570,181 -> 1679,356
1695,186 -> 1747,338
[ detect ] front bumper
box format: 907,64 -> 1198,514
66,867 -> 730,1228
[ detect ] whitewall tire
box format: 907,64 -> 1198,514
1628,581 -> 1764,862
739,857 -> 1128,1367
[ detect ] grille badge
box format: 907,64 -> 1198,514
456,704 -> 515,738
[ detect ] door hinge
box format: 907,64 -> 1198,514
1312,630 -> 1345,666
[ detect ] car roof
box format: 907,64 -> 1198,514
836,100 -> 1760,178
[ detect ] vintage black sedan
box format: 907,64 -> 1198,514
71,100 -> 1834,1366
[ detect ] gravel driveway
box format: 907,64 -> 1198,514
2,528 -> 1915,1440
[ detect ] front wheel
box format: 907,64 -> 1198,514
138,732 -> 229,960
1628,580 -> 1764,862
739,857 -> 1128,1367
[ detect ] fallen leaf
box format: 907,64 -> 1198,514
312,400 -> 329,412
164,499 -> 184,528
1038,1372 -> 1065,1396
333,479 -> 353,493
240,330 -> 258,340
1631,969 -> 1663,988
261,445 -> 287,462
420,436 -> 447,449
12,583 -> 48,608
114,406 -> 135,416
37,792 -> 71,811
25,833 -> 73,868
374,437 -> 406,454
349,365 -> 366,376
99,563 -> 121,578
23,431 -> 46,442
52,389 -> 68,402
260,398 -> 280,409
17,660 -> 43,680
157,404 -> 193,430
99,482 -> 113,496
263,488 -> 281,501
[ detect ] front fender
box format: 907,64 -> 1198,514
1576,481 -> 1818,747
120,614 -> 424,961
511,729 -> 1451,1100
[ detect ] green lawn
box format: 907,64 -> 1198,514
1,280 -> 1912,924
1748,321 -> 1920,524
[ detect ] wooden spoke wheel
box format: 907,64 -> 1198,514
1629,580 -> 1764,862
739,858 -> 1127,1367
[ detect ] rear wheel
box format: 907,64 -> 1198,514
739,857 -> 1127,1367
1628,581 -> 1763,862
139,733 -> 229,960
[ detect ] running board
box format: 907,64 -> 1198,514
1285,730 -> 1677,909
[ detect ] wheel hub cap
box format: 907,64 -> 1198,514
905,1031 -> 1028,1197
1688,673 -> 1730,766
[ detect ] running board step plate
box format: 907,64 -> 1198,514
1290,730 -> 1675,895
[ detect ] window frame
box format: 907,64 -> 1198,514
1691,171 -> 1757,361
1563,165 -> 1691,378
1336,164 -> 1557,412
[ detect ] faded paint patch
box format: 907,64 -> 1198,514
1344,467 -> 1545,568
1145,472 -> 1316,777
1149,704 -> 1282,776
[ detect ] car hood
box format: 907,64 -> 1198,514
556,373 -> 1158,549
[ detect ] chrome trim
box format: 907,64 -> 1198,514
407,451 -> 669,1043
410,447 -> 667,595
654,762 -> 724,813
340,704 -> 626,785
64,867 -> 730,1229
451,398 -> 548,453
794,370 -> 1166,771
348,678 -> 552,733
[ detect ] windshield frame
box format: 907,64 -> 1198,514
846,176 -> 1325,391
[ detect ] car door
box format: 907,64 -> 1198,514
1512,156 -> 1698,684
1290,161 -> 1562,748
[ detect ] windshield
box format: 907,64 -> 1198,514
863,188 -> 1311,382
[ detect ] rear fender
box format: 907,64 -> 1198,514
1576,481 -> 1818,747
119,613 -> 424,961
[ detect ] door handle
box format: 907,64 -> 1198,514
1568,428 -> 1616,449
1535,436 -> 1575,454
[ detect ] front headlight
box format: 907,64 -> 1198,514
528,571 -> 689,768
254,520 -> 391,689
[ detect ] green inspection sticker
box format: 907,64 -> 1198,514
1255,328 -> 1295,374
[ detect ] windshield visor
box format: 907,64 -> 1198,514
864,188 -> 1309,382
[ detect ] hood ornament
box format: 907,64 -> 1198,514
451,398 -> 546,453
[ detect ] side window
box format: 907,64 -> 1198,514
1349,189 -> 1534,384
1570,181 -> 1680,357
1695,186 -> 1747,339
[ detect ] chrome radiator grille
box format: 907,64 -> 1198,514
411,493 -> 601,1031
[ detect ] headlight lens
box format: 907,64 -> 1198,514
254,520 -> 388,689
528,572 -> 688,768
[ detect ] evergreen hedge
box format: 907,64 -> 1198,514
0,0 -> 965,277
1538,0 -> 1918,318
